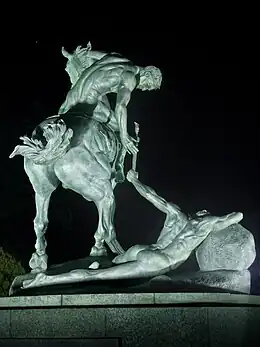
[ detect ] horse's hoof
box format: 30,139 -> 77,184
29,252 -> 48,273
90,246 -> 107,257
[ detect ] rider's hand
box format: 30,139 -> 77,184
121,134 -> 139,156
126,169 -> 139,182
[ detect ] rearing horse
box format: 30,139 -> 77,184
9,42 -> 162,274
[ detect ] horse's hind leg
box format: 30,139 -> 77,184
54,147 -> 124,257
91,191 -> 124,256
24,158 -> 59,273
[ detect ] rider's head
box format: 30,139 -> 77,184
137,66 -> 162,91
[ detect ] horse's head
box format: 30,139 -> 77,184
61,42 -> 93,86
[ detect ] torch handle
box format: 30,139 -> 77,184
132,122 -> 140,171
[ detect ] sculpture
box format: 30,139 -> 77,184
9,42 -> 256,295
22,169 -> 243,289
9,42 -> 162,274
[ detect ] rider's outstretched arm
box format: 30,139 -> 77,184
114,72 -> 138,143
115,86 -> 132,139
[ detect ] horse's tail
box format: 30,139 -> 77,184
9,119 -> 73,165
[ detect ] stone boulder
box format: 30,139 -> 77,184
196,223 -> 256,271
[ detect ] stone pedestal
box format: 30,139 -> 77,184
1,293 -> 260,346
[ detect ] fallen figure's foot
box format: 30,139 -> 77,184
22,269 -> 96,289
89,245 -> 108,257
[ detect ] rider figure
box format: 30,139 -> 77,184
58,43 -> 162,181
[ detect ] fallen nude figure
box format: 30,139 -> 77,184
22,170 -> 243,289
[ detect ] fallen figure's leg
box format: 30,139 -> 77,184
22,250 -> 172,289
22,211 -> 243,289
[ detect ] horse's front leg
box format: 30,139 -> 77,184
29,193 -> 52,273
24,159 -> 59,273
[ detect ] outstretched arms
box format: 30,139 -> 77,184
127,170 -> 179,215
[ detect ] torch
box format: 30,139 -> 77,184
132,121 -> 140,171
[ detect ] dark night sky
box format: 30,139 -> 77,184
0,22 -> 259,290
